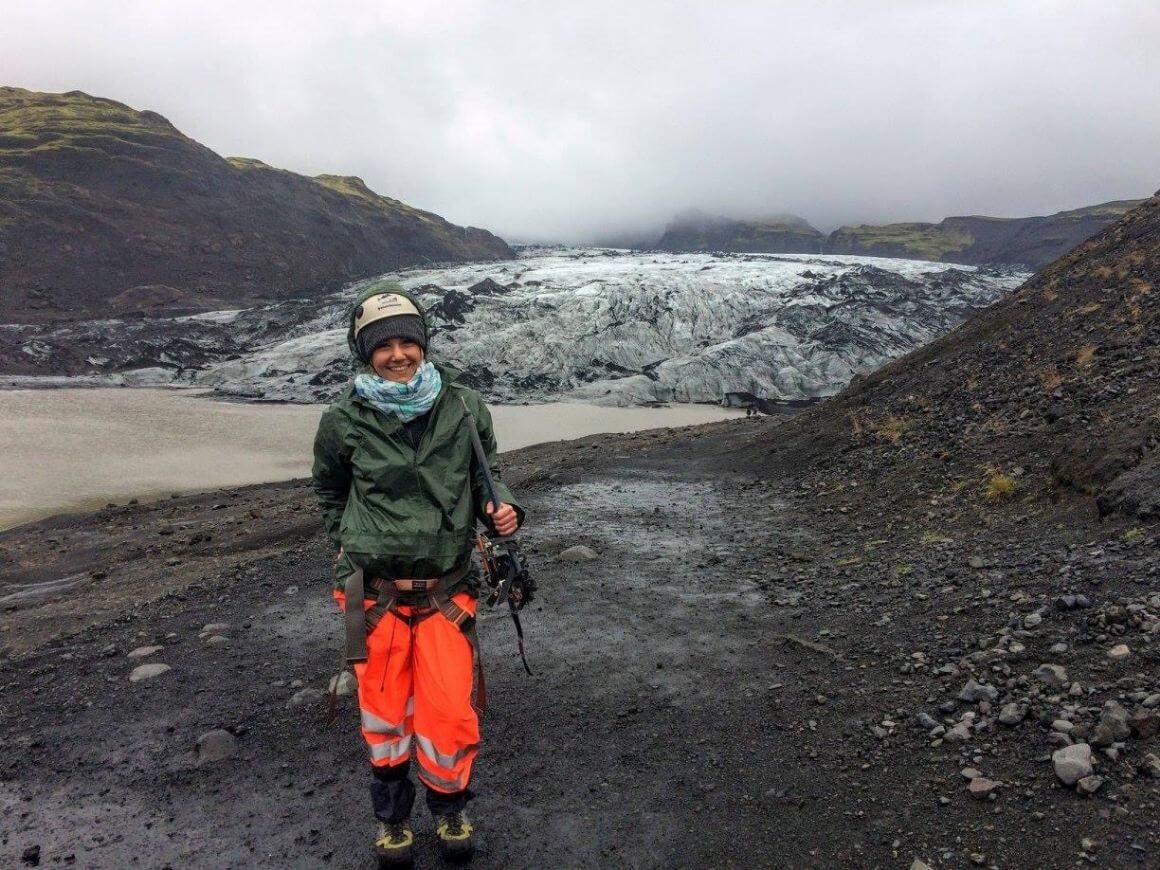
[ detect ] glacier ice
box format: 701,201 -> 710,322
189,247 -> 1027,406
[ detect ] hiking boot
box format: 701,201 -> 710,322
374,819 -> 414,866
434,809 -> 475,860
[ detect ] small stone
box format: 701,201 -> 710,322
289,687 -> 325,707
1052,719 -> 1075,734
910,861 -> 933,870
204,635 -> 230,647
1034,663 -> 1069,690
1052,743 -> 1093,786
961,767 -> 983,780
1049,642 -> 1069,655
1024,612 -> 1043,628
970,854 -> 986,866
329,671 -> 357,696
1129,708 -> 1160,739
944,723 -> 971,743
998,703 -> 1026,726
1076,775 -> 1104,796
1141,753 -> 1160,779
195,729 -> 238,764
1107,644 -> 1130,661
559,545 -> 599,562
129,663 -> 172,682
126,645 -> 163,659
959,679 -> 999,703
1100,701 -> 1132,741
201,622 -> 230,635
968,777 -> 1001,799
284,585 -> 299,595
916,712 -> 940,731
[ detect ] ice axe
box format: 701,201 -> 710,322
460,397 -> 535,675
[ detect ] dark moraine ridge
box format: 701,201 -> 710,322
0,87 -> 513,322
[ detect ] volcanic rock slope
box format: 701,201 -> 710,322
748,190 -> 1159,521
0,88 -> 512,321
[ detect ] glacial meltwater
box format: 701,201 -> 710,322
0,388 -> 744,530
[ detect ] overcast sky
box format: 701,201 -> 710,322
3,0 -> 1158,242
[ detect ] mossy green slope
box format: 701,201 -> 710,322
0,88 -> 513,319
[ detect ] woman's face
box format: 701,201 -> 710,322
370,338 -> 424,383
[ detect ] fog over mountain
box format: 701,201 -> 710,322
2,1 -> 1158,241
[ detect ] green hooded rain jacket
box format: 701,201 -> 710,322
311,282 -> 523,592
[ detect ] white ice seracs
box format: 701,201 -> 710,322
190,248 -> 1027,406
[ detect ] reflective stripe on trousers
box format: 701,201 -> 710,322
335,589 -> 481,791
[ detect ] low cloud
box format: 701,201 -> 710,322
2,0 -> 1158,241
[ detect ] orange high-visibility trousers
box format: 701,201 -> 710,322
335,590 -> 481,796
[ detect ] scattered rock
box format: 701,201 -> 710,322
944,723 -> 972,743
126,645 -> 163,659
329,671 -> 358,696
196,729 -> 238,764
1023,612 -> 1043,628
1129,708 -> 1160,739
559,545 -> 600,562
959,679 -> 999,703
998,703 -> 1026,726
1076,775 -> 1104,796
129,663 -> 172,682
1107,644 -> 1130,661
968,777 -> 1002,799
1099,701 -> 1131,742
1052,743 -> 1093,787
1141,753 -> 1160,779
1034,663 -> 1069,690
288,687 -> 325,707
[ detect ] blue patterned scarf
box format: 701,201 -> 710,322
354,361 -> 442,422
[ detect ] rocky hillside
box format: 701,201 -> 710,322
742,190 -> 1160,521
655,201 -> 1143,268
828,201 -> 1144,267
0,88 -> 513,321
657,210 -> 826,253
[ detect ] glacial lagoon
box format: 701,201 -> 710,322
0,388 -> 744,530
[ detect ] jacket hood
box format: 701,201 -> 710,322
346,280 -> 430,367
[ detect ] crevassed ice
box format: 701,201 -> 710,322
191,248 -> 1028,406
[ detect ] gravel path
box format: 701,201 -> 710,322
1,423 -> 1157,868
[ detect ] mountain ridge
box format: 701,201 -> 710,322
0,87 -> 513,321
655,199 -> 1144,267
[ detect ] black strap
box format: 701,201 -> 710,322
343,566 -> 369,663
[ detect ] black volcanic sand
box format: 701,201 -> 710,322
0,416 -> 1156,868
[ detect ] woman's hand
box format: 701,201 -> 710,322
485,501 -> 519,536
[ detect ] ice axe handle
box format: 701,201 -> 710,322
460,397 -> 503,520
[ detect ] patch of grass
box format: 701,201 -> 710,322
875,414 -> 912,444
984,472 -> 1017,502
1075,344 -> 1097,367
830,222 -> 974,260
1123,527 -> 1145,544
1040,369 -> 1064,390
836,556 -> 862,567
920,531 -> 955,545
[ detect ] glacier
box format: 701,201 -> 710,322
189,247 -> 1028,406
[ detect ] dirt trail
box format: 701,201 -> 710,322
1,422 -> 1157,868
